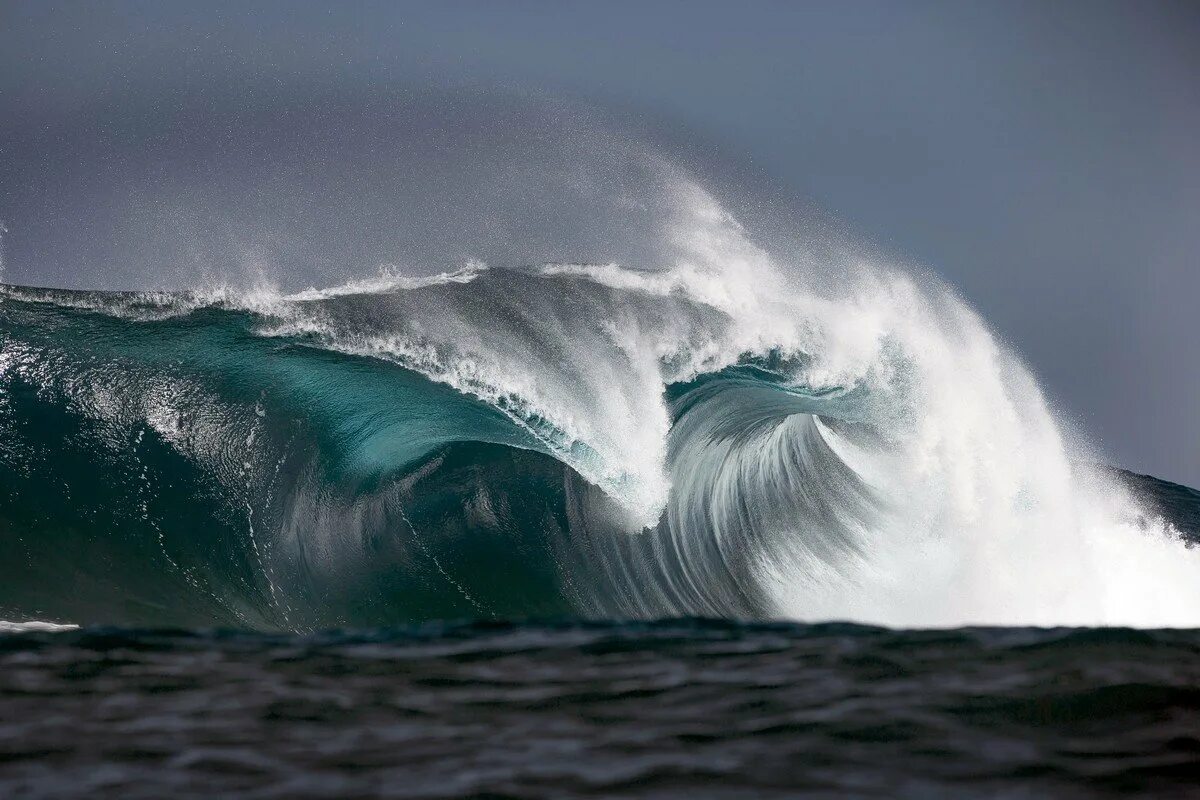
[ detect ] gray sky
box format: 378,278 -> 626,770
1,1 -> 1197,486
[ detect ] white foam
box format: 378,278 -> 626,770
0,620 -> 79,633
414,177 -> 1200,627
285,262 -> 487,301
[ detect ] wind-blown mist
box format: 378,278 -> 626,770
1,96 -> 1198,630
0,89 -> 695,291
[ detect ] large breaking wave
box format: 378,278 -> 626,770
2,173 -> 1198,631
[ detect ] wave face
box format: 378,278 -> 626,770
2,179 -> 1199,630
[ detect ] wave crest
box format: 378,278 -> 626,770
2,180 -> 1198,629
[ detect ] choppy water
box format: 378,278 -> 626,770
2,620 -> 1198,798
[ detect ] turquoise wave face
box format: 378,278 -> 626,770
0,285 -> 773,628
3,278 -> 1199,630
0,291 -> 583,627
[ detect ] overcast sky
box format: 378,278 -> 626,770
1,1 -> 1197,486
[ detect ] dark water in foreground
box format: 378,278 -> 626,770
1,620 -> 1197,798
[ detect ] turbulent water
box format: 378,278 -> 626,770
2,177 -> 1200,631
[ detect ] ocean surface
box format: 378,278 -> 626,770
3,174 -> 1200,796
2,620 -> 1199,798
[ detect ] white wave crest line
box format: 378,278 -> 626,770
0,620 -> 79,633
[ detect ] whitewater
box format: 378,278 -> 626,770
1,165 -> 1198,631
